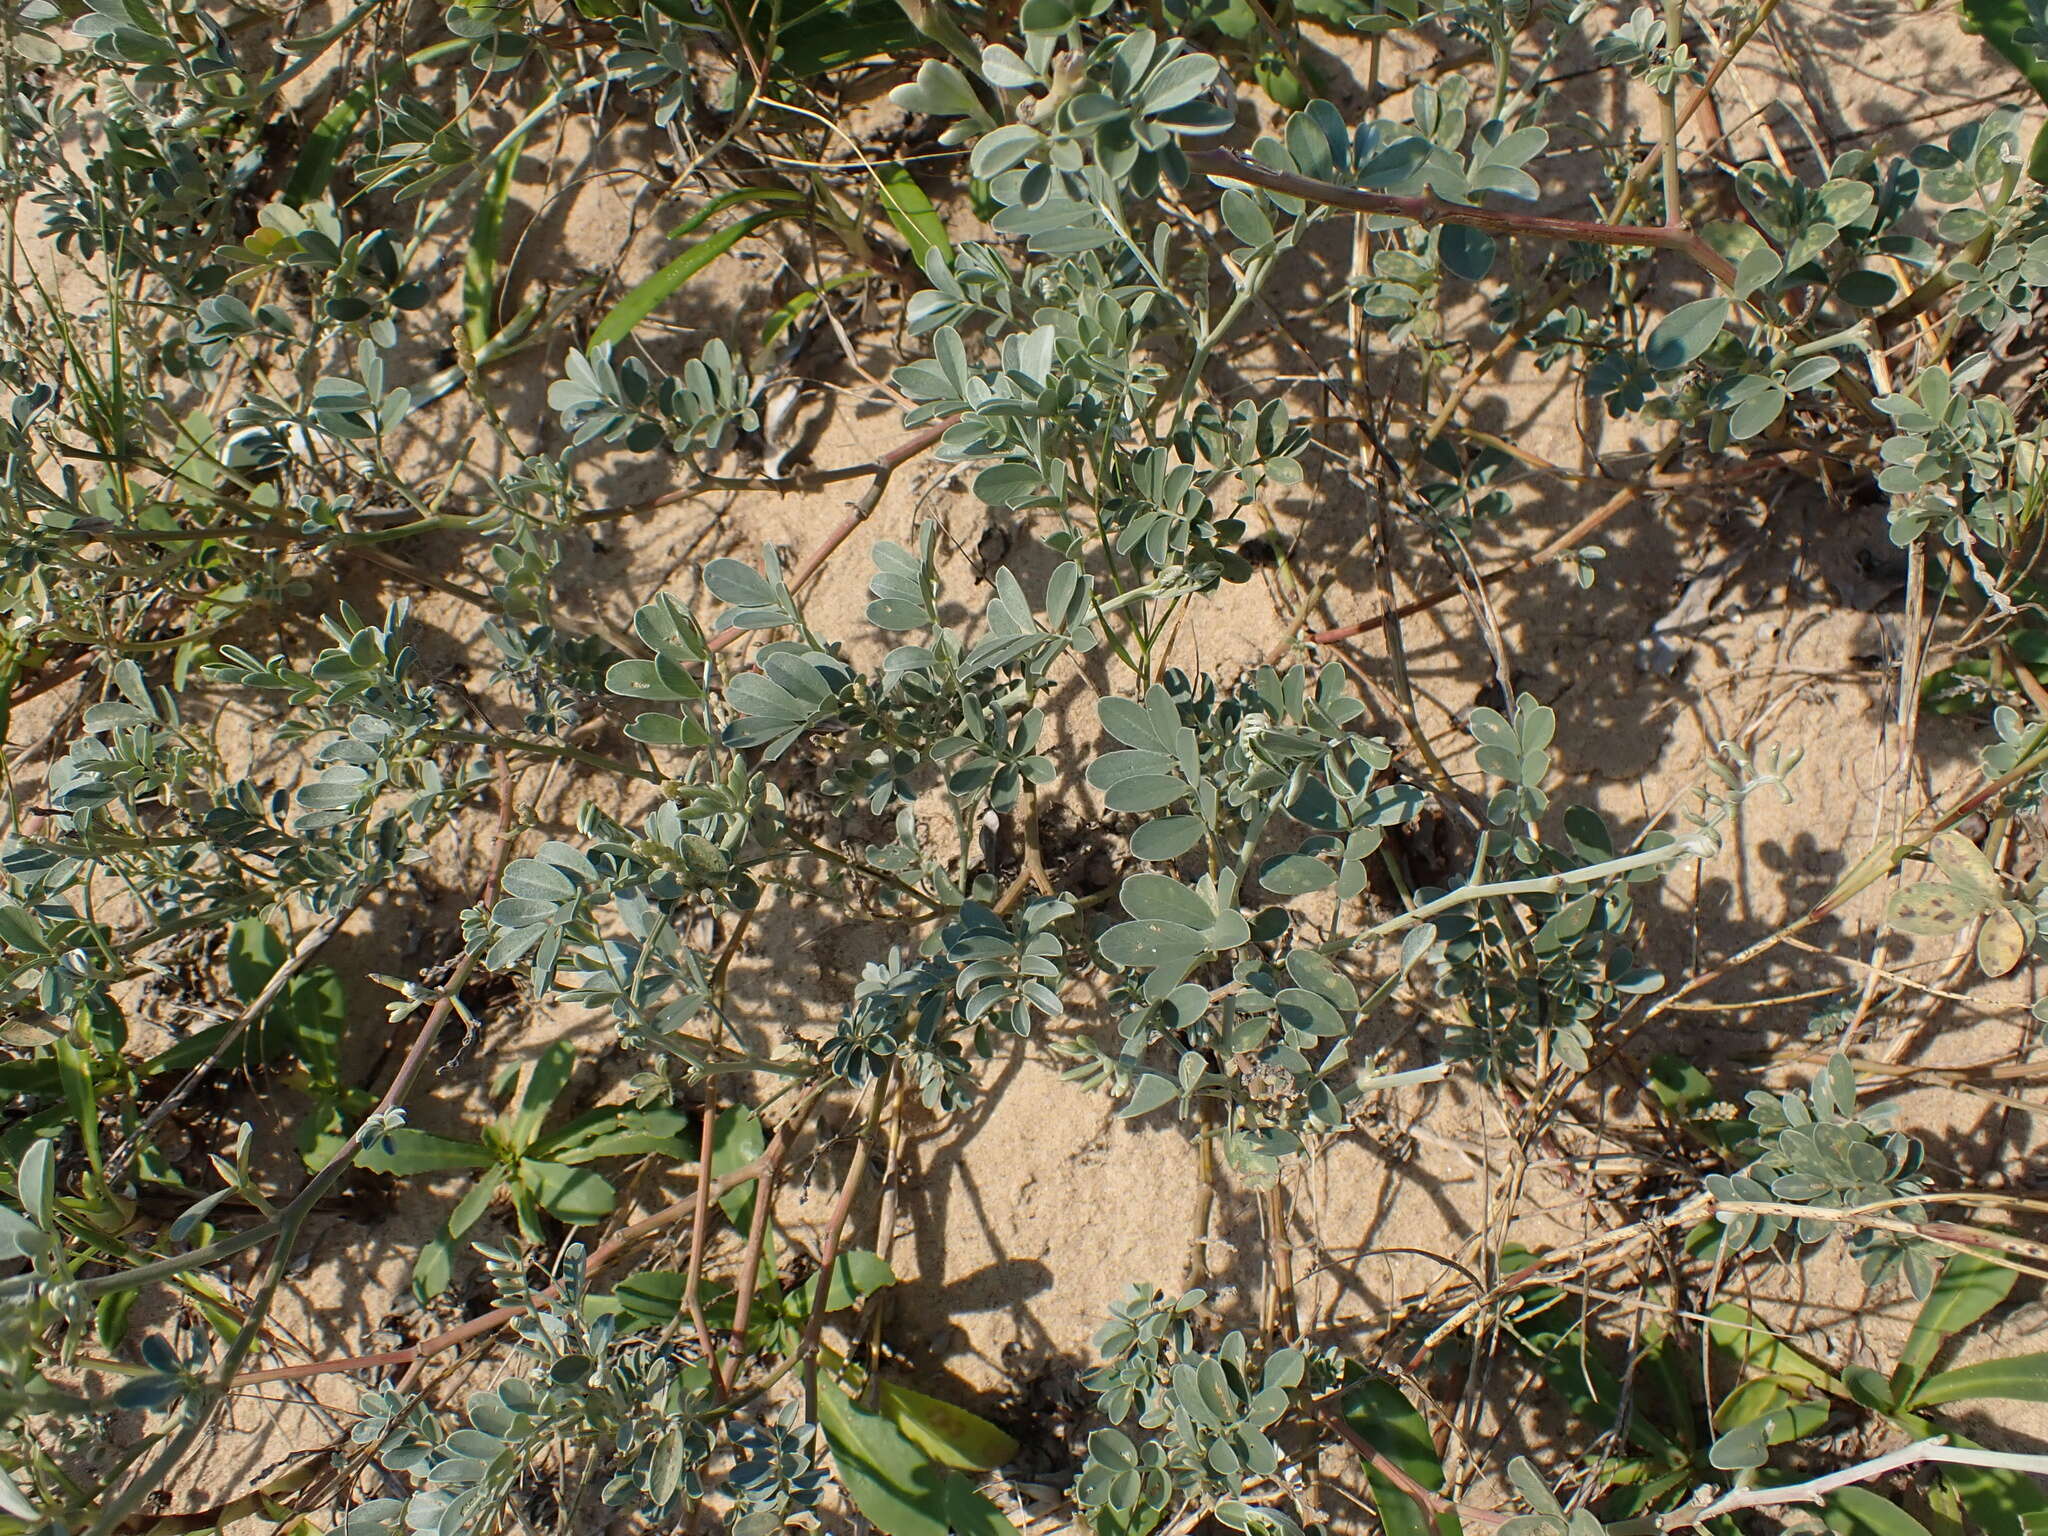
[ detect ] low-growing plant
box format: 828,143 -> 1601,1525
3,0 -> 2048,1531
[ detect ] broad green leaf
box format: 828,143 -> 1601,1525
1708,1302 -> 1842,1392
1912,1350 -> 2048,1409
610,1268 -> 685,1323
1939,1430 -> 2048,1536
226,918 -> 287,1005
412,1229 -> 458,1301
357,1129 -> 494,1176
776,0 -> 923,76
447,1166 -> 506,1238
53,1039 -> 99,1179
1895,1250 -> 2019,1405
522,1159 -> 616,1224
713,1105 -> 768,1227
785,1249 -> 898,1315
1826,1487 -> 1935,1536
503,1041 -> 577,1152
817,1378 -> 1020,1536
281,968 -> 345,1084
876,1379 -> 1019,1470
1341,1378 -> 1460,1536
540,1105 -> 693,1164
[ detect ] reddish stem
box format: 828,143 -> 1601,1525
232,1084 -> 828,1389
1186,147 -> 1738,287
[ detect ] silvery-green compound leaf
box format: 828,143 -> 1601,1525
1645,296 -> 1730,371
890,59 -> 983,119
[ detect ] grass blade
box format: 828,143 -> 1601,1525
463,126 -> 530,354
669,185 -> 807,240
873,162 -> 950,267
760,271 -> 868,347
590,210 -> 791,348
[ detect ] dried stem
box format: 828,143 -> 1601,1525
233,1081 -> 831,1389
1314,1400 -> 1510,1530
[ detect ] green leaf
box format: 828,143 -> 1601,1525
447,1166 -> 507,1238
464,126 -> 530,354
1129,817 -> 1204,861
590,211 -> 791,348
874,163 -> 951,268
817,1378 -> 1020,1536
539,1105 -> 693,1164
412,1228 -> 458,1301
357,1129 -> 494,1176
1961,0 -> 2048,179
1894,1251 -> 2017,1403
1911,1350 -> 2048,1409
226,918 -> 287,1004
281,968 -> 345,1083
776,0 -> 924,76
281,39 -> 467,203
1826,1487 -> 1935,1536
53,1038 -> 99,1180
1644,296 -> 1729,371
1118,873 -> 1214,927
1259,853 -> 1336,896
18,1138 -> 53,1229
876,1379 -> 1019,1470
1927,829 -> 2002,902
1979,906 -> 2028,977
713,1105 -> 768,1227
1119,1072 -> 1179,1119
285,83 -> 378,205
1098,919 -> 1205,970
499,1042 -> 577,1152
1939,1431 -> 2048,1536
610,1268 -> 684,1324
521,1158 -> 616,1224
1708,1302 -> 1842,1393
786,1249 -> 897,1315
1341,1378 -> 1461,1536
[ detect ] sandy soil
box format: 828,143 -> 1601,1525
18,0 -> 2048,1526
